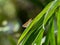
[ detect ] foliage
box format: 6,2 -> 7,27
17,0 -> 60,45
0,0 -> 60,45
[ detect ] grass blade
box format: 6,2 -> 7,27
43,0 -> 59,25
19,17 -> 43,45
32,28 -> 44,45
56,7 -> 60,45
43,18 -> 53,45
49,20 -> 56,45
17,2 -> 53,45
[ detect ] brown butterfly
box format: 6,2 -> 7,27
22,18 -> 32,28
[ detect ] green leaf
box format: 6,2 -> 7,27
56,7 -> 60,45
23,27 -> 41,45
43,17 -> 56,45
49,20 -> 56,45
32,28 -> 44,45
19,17 -> 44,45
43,18 -> 53,45
43,0 -> 59,25
17,1 -> 53,45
